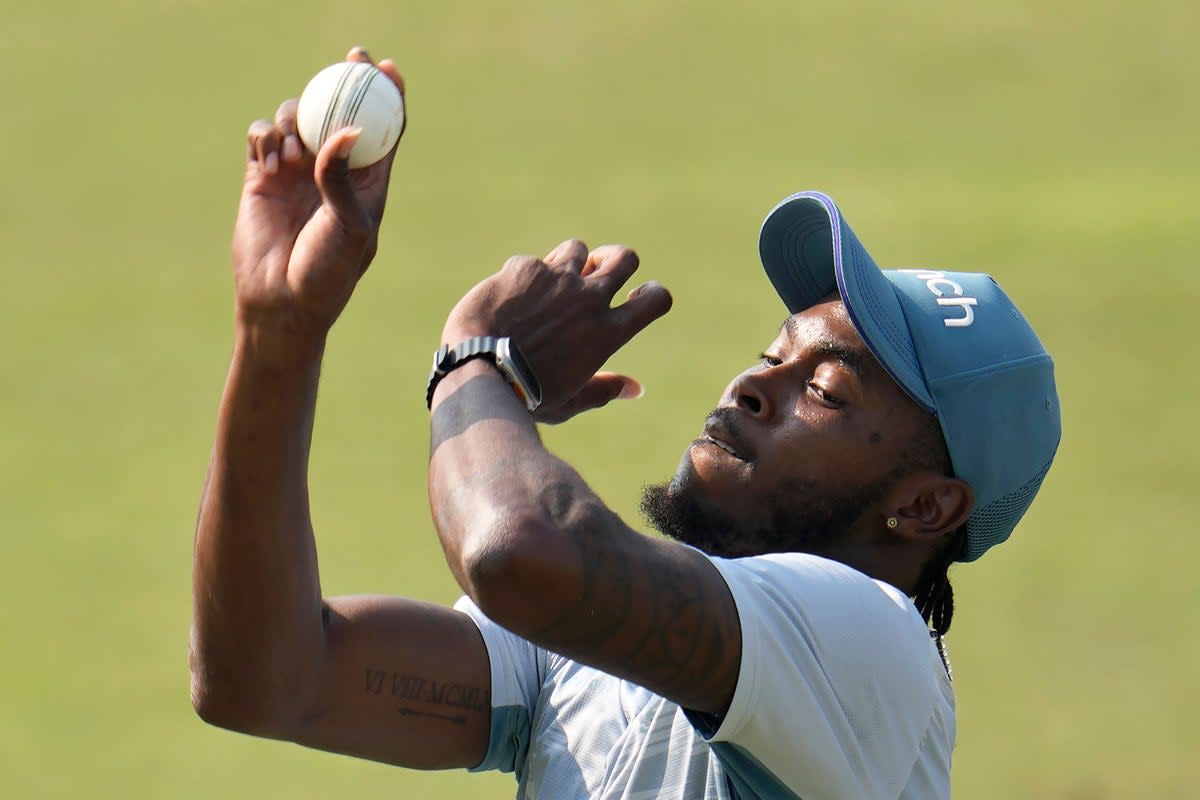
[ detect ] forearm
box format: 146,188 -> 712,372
427,363 -> 738,713
426,245 -> 738,714
190,326 -> 328,733
431,364 -> 573,581
428,362 -> 623,632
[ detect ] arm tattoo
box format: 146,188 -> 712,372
430,374 -> 739,711
528,483 -> 739,705
363,668 -> 490,725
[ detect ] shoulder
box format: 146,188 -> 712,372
713,552 -> 924,633
694,553 -> 953,798
707,551 -> 940,703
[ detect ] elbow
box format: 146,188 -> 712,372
190,669 -> 242,731
190,676 -> 242,732
458,491 -> 610,633
458,511 -> 563,631
451,479 -> 614,633
190,670 -> 283,739
190,675 -> 302,740
188,633 -> 301,739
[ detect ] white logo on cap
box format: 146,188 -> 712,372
899,270 -> 977,328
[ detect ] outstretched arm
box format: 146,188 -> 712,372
191,50 -> 490,769
429,243 -> 742,715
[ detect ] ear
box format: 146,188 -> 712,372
885,472 -> 974,543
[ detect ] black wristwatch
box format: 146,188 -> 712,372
426,336 -> 542,412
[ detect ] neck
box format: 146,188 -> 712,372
807,540 -> 929,596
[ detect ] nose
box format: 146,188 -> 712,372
727,367 -> 773,420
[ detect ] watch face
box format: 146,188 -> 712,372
428,337 -> 541,412
510,343 -> 531,373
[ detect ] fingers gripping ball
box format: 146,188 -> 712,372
296,62 -> 405,169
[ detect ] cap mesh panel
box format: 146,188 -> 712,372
962,455 -> 1055,561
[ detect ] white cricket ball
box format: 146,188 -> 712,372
296,61 -> 405,169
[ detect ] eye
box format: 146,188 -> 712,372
806,381 -> 844,408
758,352 -> 783,367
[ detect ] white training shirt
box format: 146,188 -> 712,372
455,552 -> 955,799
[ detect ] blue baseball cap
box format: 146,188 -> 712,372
758,191 -> 1061,562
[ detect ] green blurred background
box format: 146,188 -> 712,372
3,0 -> 1197,796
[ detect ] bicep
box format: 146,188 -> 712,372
286,595 -> 491,770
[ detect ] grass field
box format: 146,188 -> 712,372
3,1 -> 1197,797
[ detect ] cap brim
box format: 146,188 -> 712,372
758,191 -> 935,412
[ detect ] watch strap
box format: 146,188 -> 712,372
426,336 -> 541,412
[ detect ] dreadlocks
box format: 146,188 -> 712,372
912,527 -> 965,678
898,408 -> 965,678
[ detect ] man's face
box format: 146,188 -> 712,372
642,297 -> 936,558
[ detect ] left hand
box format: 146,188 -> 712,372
440,240 -> 673,424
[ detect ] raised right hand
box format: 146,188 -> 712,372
231,48 -> 406,351
437,241 -> 673,424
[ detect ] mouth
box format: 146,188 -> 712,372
697,414 -> 752,462
697,434 -> 744,460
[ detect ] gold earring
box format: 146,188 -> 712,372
886,516 -> 899,530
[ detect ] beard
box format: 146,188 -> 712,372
639,468 -> 894,559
